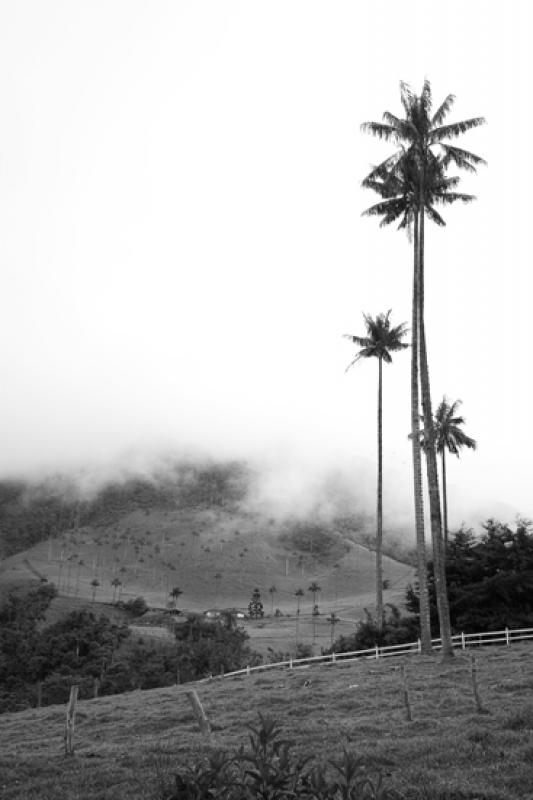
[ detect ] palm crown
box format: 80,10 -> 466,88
433,398 -> 477,456
344,310 -> 408,370
361,80 -> 486,229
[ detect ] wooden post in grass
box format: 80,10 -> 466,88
185,689 -> 211,738
469,654 -> 485,713
93,678 -> 99,699
64,685 -> 79,756
36,682 -> 42,709
400,665 -> 412,722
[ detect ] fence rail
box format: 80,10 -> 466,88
220,626 -> 533,680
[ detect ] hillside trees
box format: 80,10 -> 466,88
0,586 -> 261,712
406,519 -> 533,633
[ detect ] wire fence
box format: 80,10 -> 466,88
220,626 -> 533,680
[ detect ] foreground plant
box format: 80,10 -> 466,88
166,713 -> 399,799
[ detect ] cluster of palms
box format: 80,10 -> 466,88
346,81 -> 484,657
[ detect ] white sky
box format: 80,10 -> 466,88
0,1 -> 531,527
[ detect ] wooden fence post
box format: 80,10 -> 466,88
93,678 -> 99,699
36,682 -> 42,709
400,665 -> 412,722
469,654 -> 486,714
185,689 -> 211,739
64,685 -> 79,757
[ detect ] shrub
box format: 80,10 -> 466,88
328,605 -> 418,654
122,596 -> 149,617
165,713 -> 399,799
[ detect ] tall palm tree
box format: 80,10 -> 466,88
345,310 -> 408,629
361,80 -> 485,658
421,398 -> 477,545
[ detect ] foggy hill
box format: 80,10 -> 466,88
0,458 -> 416,615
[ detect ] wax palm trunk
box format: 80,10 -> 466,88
418,202 -> 454,659
411,213 -> 432,653
441,448 -> 448,545
376,355 -> 383,629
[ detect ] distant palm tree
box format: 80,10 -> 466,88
308,582 -> 321,611
295,588 -> 304,616
90,578 -> 100,602
169,586 -> 183,608
111,577 -> 121,603
345,310 -> 408,629
419,397 -> 477,545
268,585 -> 277,615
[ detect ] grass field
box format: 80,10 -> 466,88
2,642 -> 533,799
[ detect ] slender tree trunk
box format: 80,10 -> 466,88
418,201 -> 454,660
441,449 -> 448,546
411,213 -> 432,654
376,355 -> 383,631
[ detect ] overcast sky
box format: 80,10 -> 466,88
0,1 -> 531,527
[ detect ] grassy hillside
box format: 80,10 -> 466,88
0,460 -> 416,657
0,503 -> 413,634
1,643 -> 533,799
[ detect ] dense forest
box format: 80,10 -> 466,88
329,519 -> 533,654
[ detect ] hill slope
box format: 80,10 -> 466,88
1,643 -> 533,799
0,460 -> 416,641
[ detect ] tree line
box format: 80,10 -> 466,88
328,519 -> 533,654
0,583 -> 259,713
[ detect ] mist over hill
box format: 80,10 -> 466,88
0,456 -> 379,558
0,455 -> 418,615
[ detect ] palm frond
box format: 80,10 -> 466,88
421,78 -> 432,114
381,113 -> 417,141
424,205 -> 446,226
433,191 -> 475,205
431,117 -> 486,141
440,144 -> 487,167
362,152 -> 403,185
343,334 -> 372,347
431,93 -> 455,127
362,197 -> 408,222
448,428 -> 477,452
360,122 -> 399,141
399,81 -> 415,116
